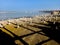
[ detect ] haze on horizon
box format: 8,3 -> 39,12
0,0 -> 60,11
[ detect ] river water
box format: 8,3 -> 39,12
0,12 -> 49,20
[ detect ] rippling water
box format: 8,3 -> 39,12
0,12 -> 48,20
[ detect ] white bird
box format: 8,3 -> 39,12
0,24 -> 3,28
17,25 -> 20,28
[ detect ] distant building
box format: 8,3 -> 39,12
40,10 -> 60,15
51,10 -> 60,15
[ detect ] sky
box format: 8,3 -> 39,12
0,0 -> 60,11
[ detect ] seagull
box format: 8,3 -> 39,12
0,24 -> 3,28
8,22 -> 11,24
17,25 -> 20,28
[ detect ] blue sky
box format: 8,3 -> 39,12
0,0 -> 60,11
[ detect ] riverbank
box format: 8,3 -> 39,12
0,15 -> 60,45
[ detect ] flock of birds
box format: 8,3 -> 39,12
0,14 -> 60,45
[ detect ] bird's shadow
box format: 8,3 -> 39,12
34,21 -> 60,45
0,30 -> 17,45
0,21 -> 60,45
